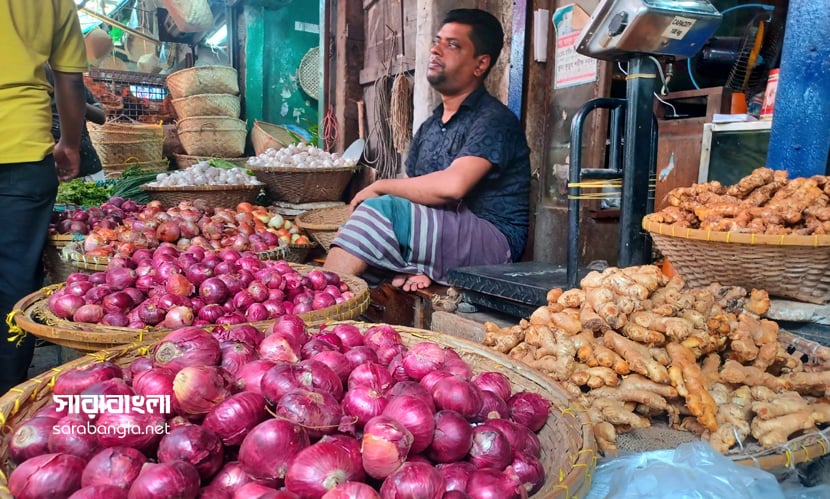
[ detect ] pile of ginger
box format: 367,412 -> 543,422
648,167 -> 830,235
483,265 -> 830,456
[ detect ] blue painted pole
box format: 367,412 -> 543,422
766,0 -> 830,177
508,0 -> 527,120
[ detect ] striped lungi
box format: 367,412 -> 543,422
331,195 -> 511,284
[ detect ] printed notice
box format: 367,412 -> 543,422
553,5 -> 598,89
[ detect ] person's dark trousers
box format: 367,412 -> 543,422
0,156 -> 58,394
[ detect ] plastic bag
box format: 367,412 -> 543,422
587,441 -> 785,499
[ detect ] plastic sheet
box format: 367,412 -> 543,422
586,441 -> 785,499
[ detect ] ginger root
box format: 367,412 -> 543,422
667,342 -> 719,433
484,322 -> 523,353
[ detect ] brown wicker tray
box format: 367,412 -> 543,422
141,183 -> 263,208
248,164 -> 357,204
0,322 -> 596,499
295,205 -> 351,252
9,264 -> 369,352
643,216 -> 830,304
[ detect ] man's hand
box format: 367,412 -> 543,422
350,183 -> 384,210
54,139 -> 80,181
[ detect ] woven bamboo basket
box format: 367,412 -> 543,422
295,205 -> 351,252
643,215 -> 830,304
102,159 -> 170,179
88,122 -> 164,142
248,164 -> 357,204
173,153 -> 249,170
176,116 -> 247,157
280,241 -> 317,263
140,183 -> 263,208
251,120 -> 299,155
91,138 -> 164,165
0,321 -> 596,498
172,93 -> 241,119
8,264 -> 369,353
61,242 -> 110,272
43,234 -> 88,285
165,65 -> 239,99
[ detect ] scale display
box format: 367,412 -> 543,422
576,0 -> 722,60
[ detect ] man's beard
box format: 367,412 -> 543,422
427,71 -> 446,88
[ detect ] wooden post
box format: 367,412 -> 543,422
334,0 -> 365,152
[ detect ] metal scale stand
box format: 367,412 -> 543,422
447,0 -> 723,317
567,0 -> 722,288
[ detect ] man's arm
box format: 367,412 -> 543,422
52,70 -> 86,181
350,155 -> 492,209
85,90 -> 107,125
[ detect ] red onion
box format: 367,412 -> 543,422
348,362 -> 393,393
376,343 -> 406,367
82,446 -> 146,488
84,285 -> 112,305
203,392 -> 269,446
8,453 -> 85,498
247,280 -> 270,302
437,462 -> 476,492
382,395 -> 436,454
443,491 -> 471,499
233,359 -> 276,394
68,484 -> 129,499
482,419 -> 522,455
310,350 -> 352,383
507,392 -> 550,432
443,349 -> 472,379
314,331 -> 344,350
468,423 -> 513,470
101,291 -> 133,314
507,451 -> 545,495
199,303 -> 226,323
246,302 -> 270,322
388,381 -> 435,411
105,266 -> 137,290
221,341 -> 259,376
200,277 -> 231,305
8,416 -> 58,464
66,272 -> 91,284
312,292 -> 337,310
74,303 -> 104,323
420,370 -> 454,392
363,325 -> 403,351
95,412 -> 166,455
305,270 -> 328,291
344,346 -> 378,368
88,271 -> 107,284
207,461 -> 257,494
301,338 -> 338,359
258,333 -> 302,364
465,469 -> 525,499
127,461 -> 200,499
380,461 -> 445,499
361,415 -> 413,480
49,414 -> 99,459
515,424 -> 542,458
427,410 -> 474,463
329,324 -> 364,350
153,327 -> 221,373
163,305 -> 195,329
49,292 -> 85,319
232,483 -> 294,499
216,324 -> 264,347
341,386 -> 389,427
173,365 -> 231,414
101,312 -> 130,327
284,440 -> 365,497
402,342 -> 447,380
216,312 -> 246,326
321,482 -> 380,499
157,424 -> 224,481
34,402 -> 68,419
133,367 -> 178,414
269,315 -> 309,344
185,263 -> 214,287
65,281 -> 94,297
239,419 -> 310,481
431,376 -> 483,420
473,390 -> 508,422
276,389 -> 342,438
53,362 -> 122,395
387,353 -> 409,382
233,289 -> 257,311
471,372 -> 512,401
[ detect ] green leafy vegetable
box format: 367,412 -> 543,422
56,179 -> 113,206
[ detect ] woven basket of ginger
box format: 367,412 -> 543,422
483,265 -> 830,465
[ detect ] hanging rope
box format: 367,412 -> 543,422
389,71 -> 413,153
321,105 -> 338,152
362,25 -> 400,180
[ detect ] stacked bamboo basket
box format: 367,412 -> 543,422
88,122 -> 167,178
166,66 -> 248,169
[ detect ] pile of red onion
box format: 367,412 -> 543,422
7,319 -> 551,498
50,196 -> 144,237
46,245 -> 353,329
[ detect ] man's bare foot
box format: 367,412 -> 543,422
391,274 -> 408,288
403,274 -> 431,292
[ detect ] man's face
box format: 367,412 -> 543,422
427,22 -> 489,95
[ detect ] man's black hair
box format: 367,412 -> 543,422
442,9 -> 504,79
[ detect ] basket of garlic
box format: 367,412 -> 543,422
246,143 -> 358,203
141,161 -> 264,208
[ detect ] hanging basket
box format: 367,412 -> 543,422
171,93 -> 241,119
251,120 -> 299,155
176,116 -> 247,157
165,65 -> 239,99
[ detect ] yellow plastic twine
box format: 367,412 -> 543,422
6,309 -> 26,346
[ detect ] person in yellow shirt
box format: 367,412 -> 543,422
0,0 -> 88,393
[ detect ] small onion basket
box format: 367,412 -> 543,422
295,205 -> 351,252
